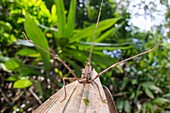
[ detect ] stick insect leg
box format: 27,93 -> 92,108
22,32 -> 78,79
90,42 -> 160,82
92,81 -> 107,103
60,77 -> 78,102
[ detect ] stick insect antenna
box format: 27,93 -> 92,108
87,0 -> 104,63
91,42 -> 160,82
22,32 -> 78,79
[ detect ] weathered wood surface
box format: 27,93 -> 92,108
33,69 -> 117,113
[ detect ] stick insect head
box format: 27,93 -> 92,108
79,59 -> 92,83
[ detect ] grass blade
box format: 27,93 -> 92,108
65,0 -> 76,37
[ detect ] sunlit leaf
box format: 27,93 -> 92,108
55,0 -> 66,37
65,0 -> 76,37
4,58 -> 20,71
16,48 -> 39,57
24,17 -> 50,72
71,18 -> 121,43
13,79 -> 33,88
6,76 -> 18,81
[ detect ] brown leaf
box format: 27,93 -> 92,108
33,69 -> 117,113
103,85 -> 117,113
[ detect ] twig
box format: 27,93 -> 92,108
0,87 -> 11,104
29,87 -> 42,104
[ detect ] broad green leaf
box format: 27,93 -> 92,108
0,56 -> 9,62
4,58 -> 20,71
13,79 -> 33,88
144,88 -> 154,99
0,21 -> 12,31
148,84 -> 162,93
55,0 -> 66,37
71,18 -> 121,43
142,82 -> 162,93
120,77 -> 128,91
147,103 -> 154,113
65,0 -> 76,37
6,76 -> 18,81
152,97 -> 170,106
18,67 -> 38,76
130,92 -> 135,99
142,104 -> 147,113
16,48 -> 39,57
124,100 -> 131,113
24,17 -> 50,72
117,100 -> 124,110
95,22 -> 124,42
95,27 -> 116,42
0,63 -> 11,72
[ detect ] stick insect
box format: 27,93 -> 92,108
23,0 -> 159,112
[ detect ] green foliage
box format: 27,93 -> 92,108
24,16 -> 51,72
13,79 -> 33,88
0,0 -> 170,112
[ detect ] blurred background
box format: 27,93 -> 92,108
0,0 -> 170,112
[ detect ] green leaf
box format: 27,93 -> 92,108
95,27 -> 116,42
65,0 -> 76,37
71,18 -> 121,43
51,5 -> 57,24
142,104 -> 147,113
142,82 -> 162,93
13,79 -> 33,88
130,92 -> 135,99
147,103 -> 154,113
124,100 -> 131,113
149,52 -> 153,62
95,22 -> 124,42
144,88 -> 154,99
24,17 -> 50,72
55,0 -> 66,37
0,56 -> 10,62
4,58 -> 20,71
16,48 -> 39,57
152,97 -> 170,106
77,42 -> 133,51
117,100 -> 124,110
0,21 -> 12,31
6,76 -> 18,81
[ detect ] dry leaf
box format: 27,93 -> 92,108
33,69 -> 117,113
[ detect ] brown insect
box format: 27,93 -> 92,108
23,0 -> 159,112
